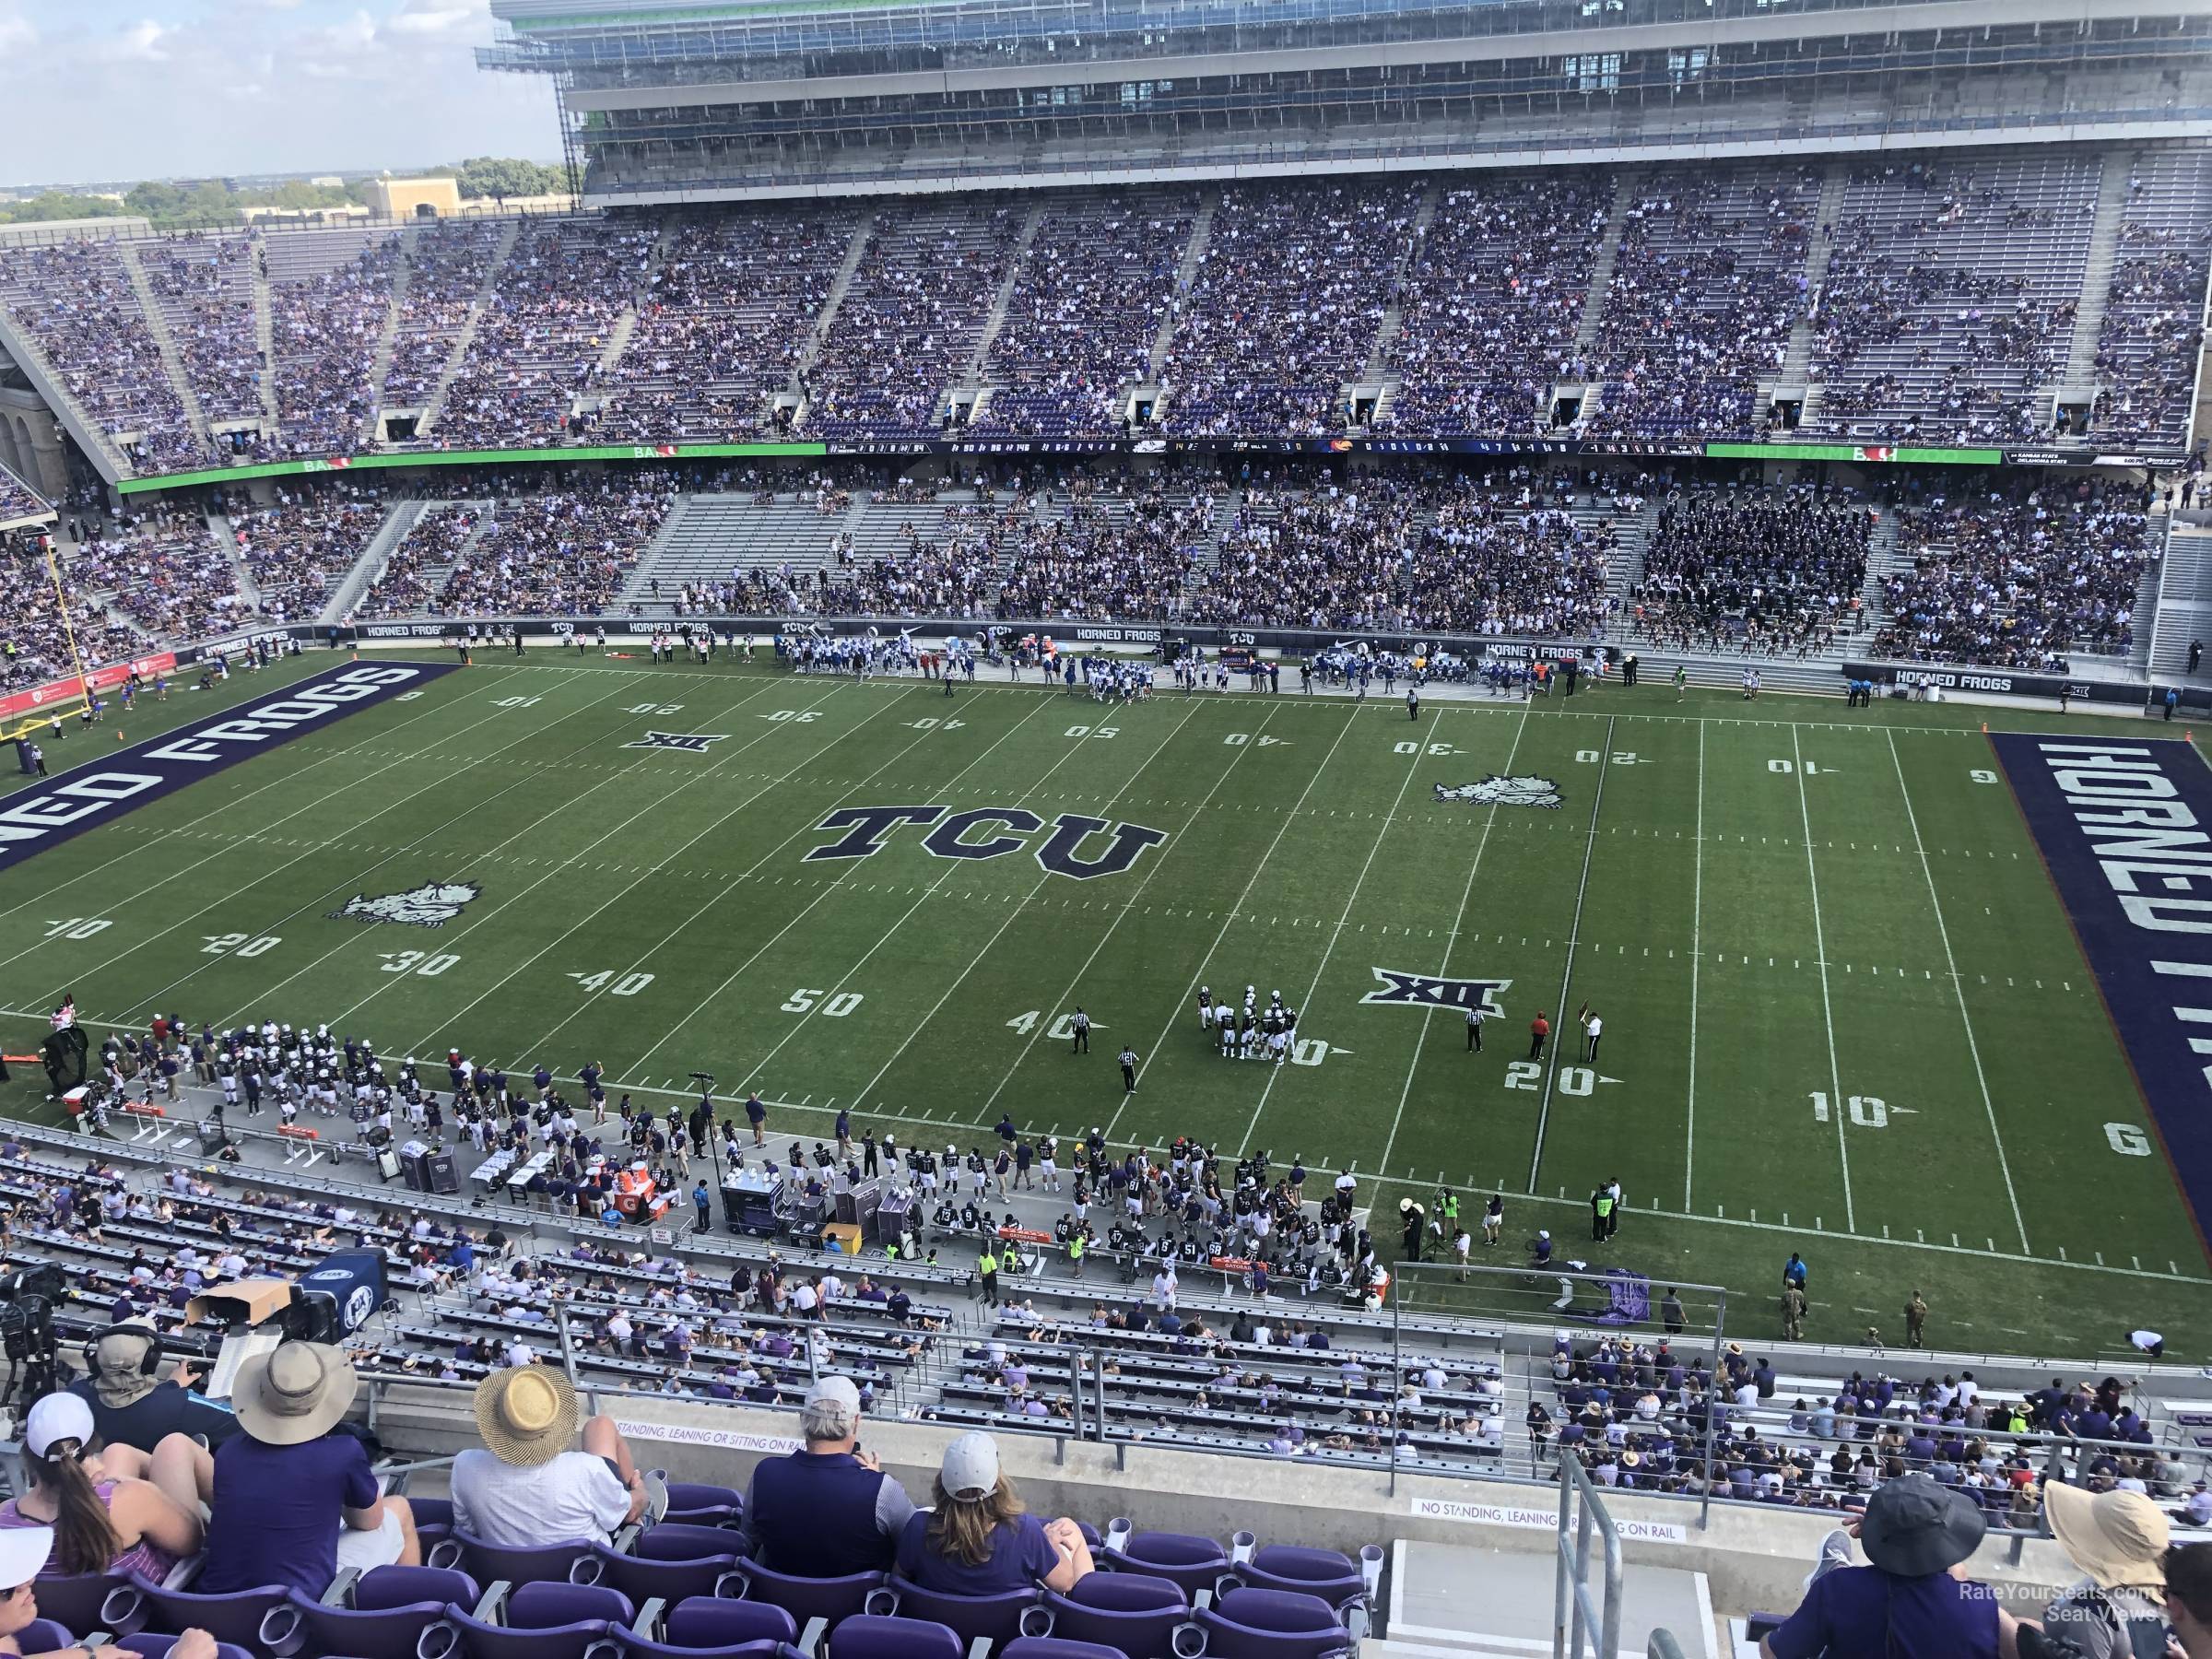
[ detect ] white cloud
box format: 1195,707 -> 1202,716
100,18 -> 170,62
390,2 -> 480,35
0,14 -> 37,55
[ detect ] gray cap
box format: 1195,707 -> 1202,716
940,1430 -> 1001,1500
804,1374 -> 861,1415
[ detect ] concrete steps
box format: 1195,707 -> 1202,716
206,511 -> 262,612
360,229 -> 418,446
248,243 -> 279,429
1363,176 -> 1441,381
121,244 -> 216,458
792,215 -> 877,401
0,310 -> 133,480
2057,148 -> 2137,396
418,217 -> 524,440
1572,170 -> 1640,355
965,199 -> 1049,383
321,500 -> 425,626
1760,160 -> 1848,423
1149,187 -> 1219,382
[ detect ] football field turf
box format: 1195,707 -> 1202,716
4,650 -> 2207,1360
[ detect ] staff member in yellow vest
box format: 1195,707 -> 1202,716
1591,1185 -> 1615,1241
977,1246 -> 999,1308
1067,1232 -> 1085,1279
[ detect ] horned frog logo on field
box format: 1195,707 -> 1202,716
1434,775 -> 1564,810
326,881 -> 482,929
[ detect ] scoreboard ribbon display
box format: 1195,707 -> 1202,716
0,662 -> 454,875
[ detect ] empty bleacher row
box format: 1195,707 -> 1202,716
3,146 -> 2202,481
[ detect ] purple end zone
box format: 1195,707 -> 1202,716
1992,731 -> 2212,1255
0,661 -> 457,876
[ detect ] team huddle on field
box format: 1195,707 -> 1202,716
1200,984 -> 1301,1064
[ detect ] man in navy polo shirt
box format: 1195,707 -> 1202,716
744,1374 -> 915,1575
1763,1475 -> 2018,1659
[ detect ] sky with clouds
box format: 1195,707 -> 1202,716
1,2 -> 557,186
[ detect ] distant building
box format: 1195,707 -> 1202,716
362,176 -> 463,219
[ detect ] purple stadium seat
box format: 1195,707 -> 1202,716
577,1541 -> 745,1605
603,1597 -> 806,1657
33,1571 -> 145,1640
1030,1570 -> 1188,1657
825,1613 -> 962,1659
131,1573 -> 290,1655
263,1569 -> 477,1659
441,1579 -> 634,1659
409,1495 -> 458,1547
661,1483 -> 743,1525
1186,1588 -> 1354,1658
634,1524 -> 752,1561
728,1562 -> 883,1630
1229,1547 -> 1368,1607
1100,1534 -> 1230,1601
118,1636 -> 255,1659
606,1637 -> 796,1659
17,1618 -> 76,1653
1003,1640 -> 1137,1659
870,1575 -> 1036,1647
433,1532 -> 599,1590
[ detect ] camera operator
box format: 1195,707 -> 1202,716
67,1323 -> 241,1453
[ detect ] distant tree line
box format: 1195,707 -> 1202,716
0,159 -> 567,230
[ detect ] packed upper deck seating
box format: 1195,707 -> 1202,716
135,234 -> 264,429
378,219 -> 509,413
2091,150 -> 2212,452
266,229 -> 404,458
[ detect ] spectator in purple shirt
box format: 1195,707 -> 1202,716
893,1432 -> 1092,1596
1764,1475 -> 2018,1659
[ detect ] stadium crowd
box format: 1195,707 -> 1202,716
269,232 -> 403,458
1630,485 -> 1873,654
441,477 -> 678,616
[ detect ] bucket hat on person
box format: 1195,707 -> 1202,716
85,1319 -> 164,1409
2044,1483 -> 2170,1591
473,1363 -> 581,1466
1859,1474 -> 1988,1577
232,1340 -> 359,1446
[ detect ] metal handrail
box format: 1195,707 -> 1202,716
1556,1452 -> 1625,1659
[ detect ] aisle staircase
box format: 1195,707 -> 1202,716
248,245 -> 280,428
418,218 -> 524,439
359,227 -> 418,445
321,500 -> 425,626
120,245 -> 216,458
2056,149 -> 2137,398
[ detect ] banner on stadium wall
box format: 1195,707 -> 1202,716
112,429 -> 2159,495
1407,1496 -> 1687,1543
0,652 -> 177,723
1840,660 -> 2212,711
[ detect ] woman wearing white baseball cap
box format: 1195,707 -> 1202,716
0,1393 -> 203,1580
0,1523 -> 217,1659
892,1431 -> 1092,1596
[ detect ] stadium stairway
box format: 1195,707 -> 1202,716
1571,169 -> 1640,354
963,198 -> 1050,383
359,228 -> 418,446
418,217 -> 524,441
2057,147 -> 2140,397
1760,160 -> 1847,421
248,246 -> 279,429
204,509 -> 264,614
0,311 -> 129,479
790,215 -> 878,403
1363,175 -> 1442,382
1148,186 -> 1220,382
2147,526 -> 2212,681
1856,510 -> 1901,641
324,500 -> 427,625
119,243 -> 216,459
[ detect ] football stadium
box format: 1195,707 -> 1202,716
0,0 -> 2210,1651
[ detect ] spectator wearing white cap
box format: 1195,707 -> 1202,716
450,1363 -> 657,1547
0,1521 -> 218,1659
894,1431 -> 1092,1595
0,1394 -> 203,1581
744,1375 -> 914,1577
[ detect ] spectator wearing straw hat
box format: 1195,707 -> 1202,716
744,1375 -> 914,1577
450,1363 -> 658,1547
198,1340 -> 418,1596
2033,1484 -> 2171,1659
0,1523 -> 218,1659
894,1431 -> 1093,1596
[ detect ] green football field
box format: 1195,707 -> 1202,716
4,650 -> 2206,1361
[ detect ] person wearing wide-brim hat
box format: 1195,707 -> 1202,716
2035,1484 -> 2171,1659
198,1341 -> 418,1598
450,1363 -> 657,1547
1762,1474 -> 2018,1659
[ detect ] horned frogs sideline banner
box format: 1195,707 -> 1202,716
0,662 -> 454,874
1992,734 -> 2212,1247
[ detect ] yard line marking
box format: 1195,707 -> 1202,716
1238,712 -> 1437,1157
971,700 -> 1270,1124
623,690 -> 1080,1082
1375,701 -> 1531,1182
1793,724 -> 1855,1231
1116,704 -> 1364,1139
1686,719 -> 1704,1213
22,669 -> 657,1012
408,678 -> 940,1058
0,659 -> 541,929
1886,729 -> 2029,1252
241,676 -> 815,1032
1526,716 -> 1615,1193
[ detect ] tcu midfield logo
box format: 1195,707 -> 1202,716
327,881 -> 482,928
1435,775 -> 1563,809
804,806 -> 1167,881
